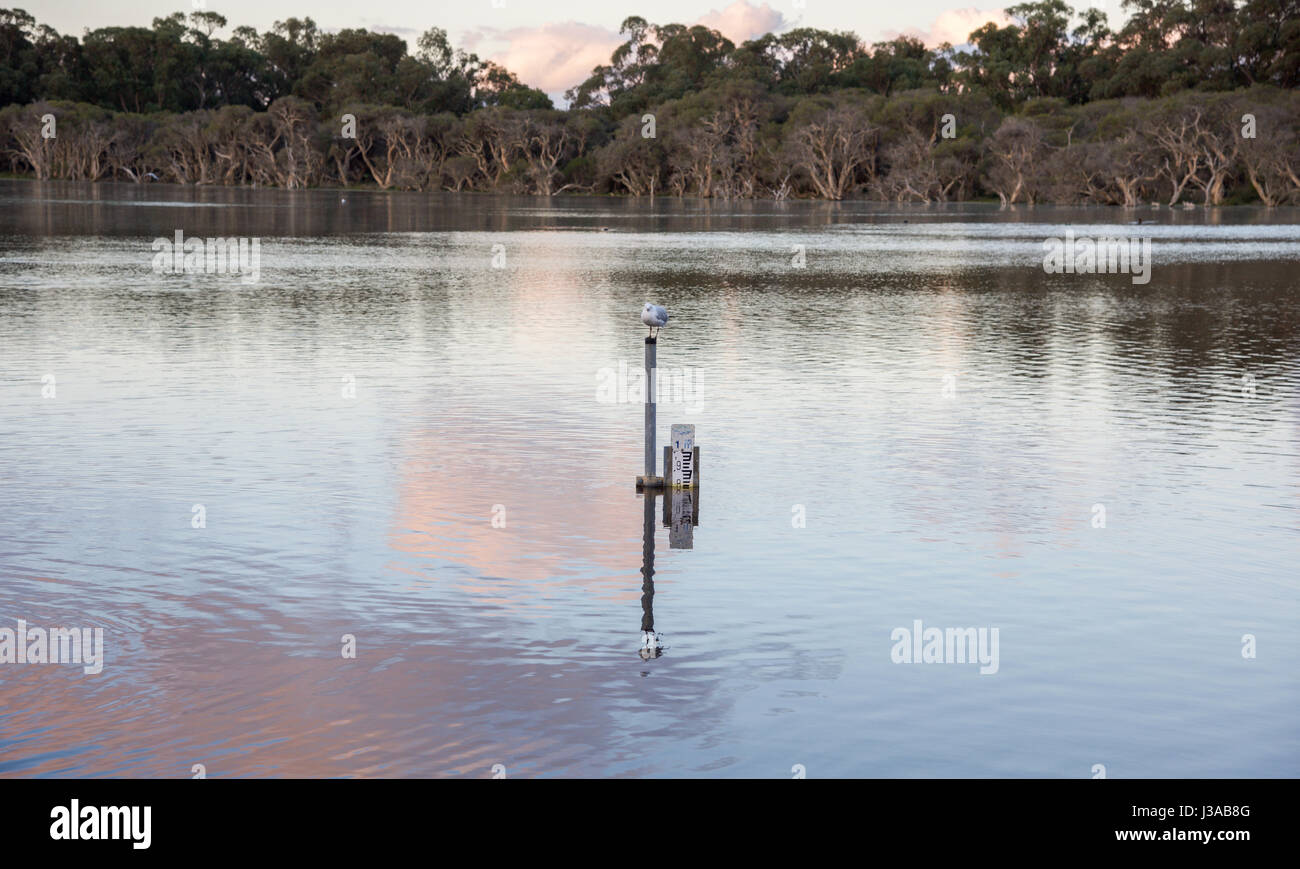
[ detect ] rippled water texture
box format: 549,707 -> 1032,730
1,181 -> 1298,777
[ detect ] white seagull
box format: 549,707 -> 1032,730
641,302 -> 669,339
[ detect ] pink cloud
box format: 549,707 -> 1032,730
696,1 -> 787,45
475,2 -> 789,98
885,8 -> 1013,48
470,22 -> 624,95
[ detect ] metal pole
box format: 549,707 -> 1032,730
645,337 -> 656,480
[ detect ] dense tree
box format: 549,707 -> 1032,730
1,5 -> 1297,204
0,8 -> 39,106
0,8 -> 545,116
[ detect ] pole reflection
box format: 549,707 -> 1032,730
639,491 -> 661,660
639,487 -> 701,661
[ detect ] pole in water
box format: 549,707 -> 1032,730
645,336 -> 656,478
636,336 -> 664,489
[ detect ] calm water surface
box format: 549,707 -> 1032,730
1,180 -> 1298,777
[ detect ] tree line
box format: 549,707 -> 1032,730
1,2 -> 1298,204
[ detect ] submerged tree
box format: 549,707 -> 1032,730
0,4 -> 1297,204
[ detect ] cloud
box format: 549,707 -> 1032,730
468,22 -> 623,95
472,2 -> 788,100
696,1 -> 787,45
885,7 -> 1013,48
353,18 -> 419,37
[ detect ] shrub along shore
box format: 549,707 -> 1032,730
2,3 -> 1298,205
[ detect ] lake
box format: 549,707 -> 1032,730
1,179 -> 1297,777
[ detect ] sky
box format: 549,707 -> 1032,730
23,1 -> 1125,103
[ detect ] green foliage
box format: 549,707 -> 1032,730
1,4 -> 1297,204
0,7 -> 541,115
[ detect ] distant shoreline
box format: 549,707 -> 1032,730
3,174 -> 1296,211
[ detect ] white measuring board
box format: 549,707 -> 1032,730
670,424 -> 695,488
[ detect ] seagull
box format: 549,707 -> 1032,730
641,302 -> 668,339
